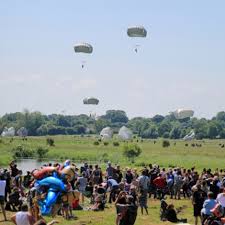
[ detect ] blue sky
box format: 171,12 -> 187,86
0,0 -> 225,118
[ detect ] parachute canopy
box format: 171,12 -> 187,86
118,126 -> 133,140
127,26 -> 147,38
100,127 -> 113,140
74,43 -> 93,54
183,130 -> 195,141
83,97 -> 99,105
172,109 -> 194,120
17,127 -> 28,137
1,127 -> 15,137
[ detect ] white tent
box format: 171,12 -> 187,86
1,127 -> 15,137
118,126 -> 133,140
17,127 -> 28,137
100,127 -> 113,140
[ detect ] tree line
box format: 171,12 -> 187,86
0,109 -> 225,139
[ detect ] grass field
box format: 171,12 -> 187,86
1,197 -> 195,225
0,135 -> 225,170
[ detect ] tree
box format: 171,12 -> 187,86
152,115 -> 164,123
193,118 -> 209,139
169,126 -> 182,139
128,117 -> 151,136
207,123 -> 219,139
219,129 -> 225,139
158,121 -> 172,137
141,126 -> 159,139
94,118 -> 111,133
103,110 -> 129,123
216,111 -> 225,122
123,144 -> 142,163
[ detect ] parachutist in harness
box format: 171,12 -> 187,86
135,48 -> 138,53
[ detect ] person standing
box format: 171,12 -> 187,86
77,172 -> 88,204
0,174 -> 7,221
138,189 -> 148,215
138,171 -> 150,193
192,184 -> 207,225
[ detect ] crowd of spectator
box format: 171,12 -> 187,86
0,160 -> 225,225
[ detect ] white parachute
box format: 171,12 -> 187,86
83,97 -> 99,105
1,127 -> 15,137
17,127 -> 28,137
127,26 -> 147,53
118,126 -> 133,140
127,26 -> 147,38
74,43 -> 93,68
183,130 -> 195,141
171,109 -> 194,120
100,127 -> 113,140
83,97 -> 99,119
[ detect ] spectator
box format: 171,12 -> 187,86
201,192 -> 217,223
138,189 -> 148,215
77,172 -> 88,204
11,203 -> 33,225
192,184 -> 207,225
0,174 -> 7,221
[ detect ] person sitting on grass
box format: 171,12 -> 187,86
165,204 -> 187,223
11,203 -> 33,225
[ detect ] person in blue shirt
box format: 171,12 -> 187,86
107,178 -> 119,203
201,192 -> 217,223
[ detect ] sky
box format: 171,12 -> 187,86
0,0 -> 225,119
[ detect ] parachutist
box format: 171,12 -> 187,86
82,64 -> 84,69
135,48 -> 138,53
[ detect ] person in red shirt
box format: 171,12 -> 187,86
153,174 -> 167,199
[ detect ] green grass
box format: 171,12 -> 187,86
0,136 -> 225,171
1,198 -> 195,225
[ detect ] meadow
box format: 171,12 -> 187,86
0,135 -> 225,170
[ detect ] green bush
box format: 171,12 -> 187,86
162,140 -> 170,148
11,145 -> 34,158
103,142 -> 109,146
123,144 -> 142,163
46,138 -> 55,146
113,141 -> 120,147
35,146 -> 49,159
93,141 -> 100,145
